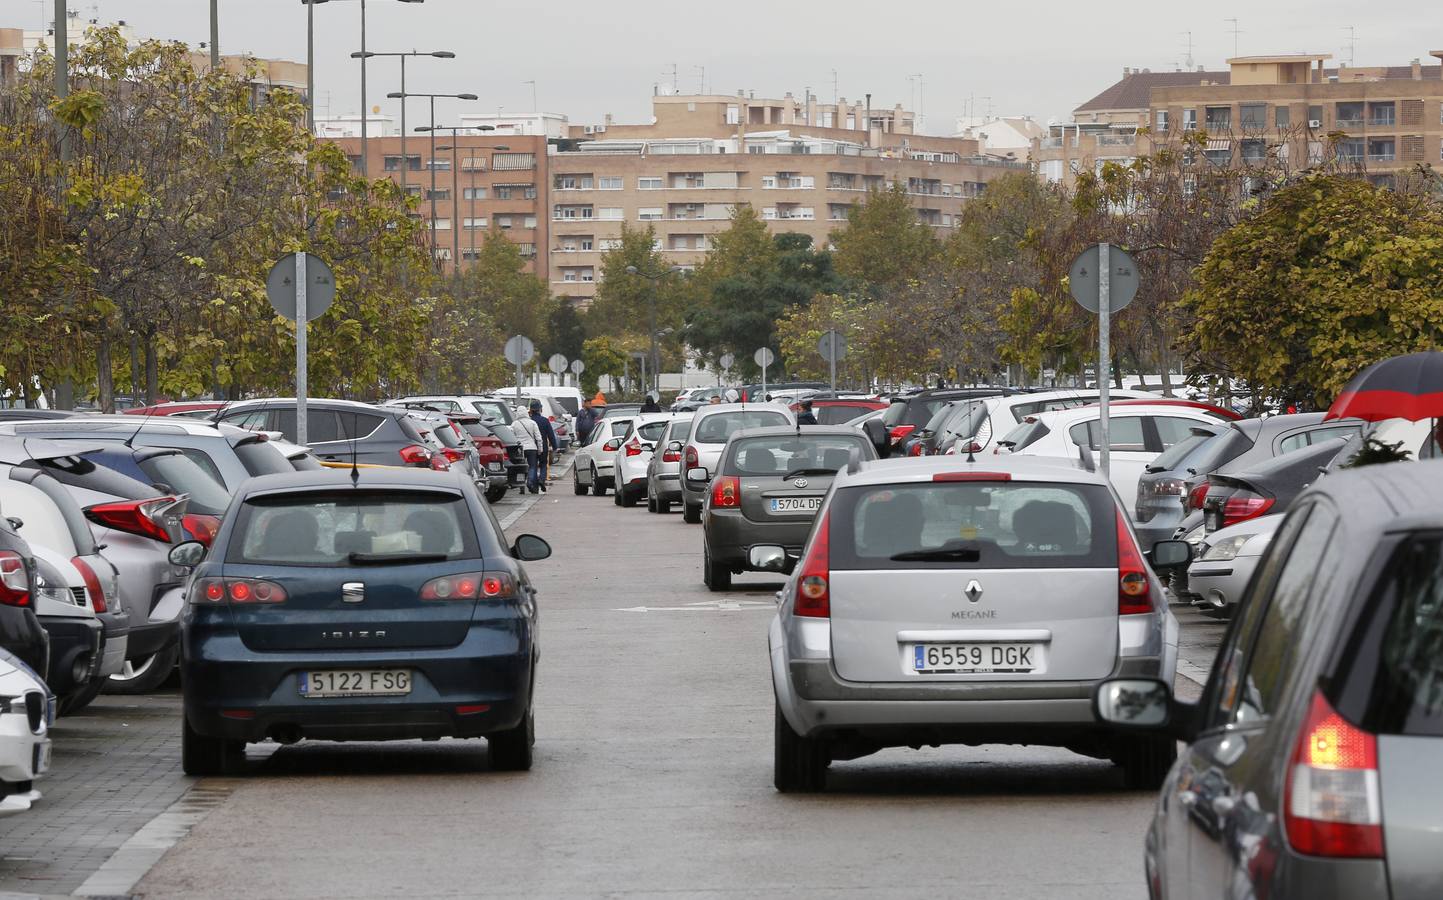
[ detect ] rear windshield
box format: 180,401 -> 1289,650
228,490 -> 478,567
725,434 -> 868,475
667,419 -> 693,442
470,400 -> 513,424
1147,428 -> 1219,473
139,453 -> 233,516
234,439 -> 296,477
29,454 -> 158,500
882,400 -> 910,428
997,419 -> 1051,452
288,452 -> 323,471
637,421 -> 668,442
815,404 -> 871,425
1008,395 -> 1100,422
599,405 -> 641,419
552,396 -> 579,415
829,481 -> 1117,570
694,410 -> 789,443
1334,533 -> 1443,737
1196,427 -> 1257,474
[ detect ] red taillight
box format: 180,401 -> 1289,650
190,577 -> 287,605
1284,690 -> 1383,859
70,556 -> 107,613
1115,510 -> 1152,615
623,438 -> 644,457
888,424 -> 916,445
794,511 -> 831,618
441,447 -> 466,463
684,445 -> 699,470
711,475 -> 740,508
83,497 -> 179,543
0,551 -> 29,608
182,514 -> 222,548
429,453 -> 452,471
455,704 -> 491,716
1186,481 -> 1209,514
419,571 -> 507,601
1221,490 -> 1274,528
933,471 -> 1012,482
907,441 -> 925,457
662,447 -> 681,463
398,444 -> 432,466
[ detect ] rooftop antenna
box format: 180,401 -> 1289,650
1179,31 -> 1195,71
830,69 -> 838,106
693,65 -> 705,94
1225,18 -> 1242,58
349,409 -> 360,484
983,96 -> 993,120
662,63 -> 678,93
1341,25 -> 1356,68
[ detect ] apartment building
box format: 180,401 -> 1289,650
1034,53 -> 1443,189
547,92 -> 1024,303
330,134 -> 549,276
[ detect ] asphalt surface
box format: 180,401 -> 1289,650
2,459 -> 1226,899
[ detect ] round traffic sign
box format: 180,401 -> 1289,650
569,359 -> 585,375
817,330 -> 848,361
266,252 -> 336,322
754,347 -> 775,368
547,353 -> 568,374
719,352 -> 735,370
1068,244 -> 1139,313
503,334 -> 536,366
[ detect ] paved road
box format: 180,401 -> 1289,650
2,463 -> 1225,899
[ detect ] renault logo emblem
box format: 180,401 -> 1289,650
965,580 -> 983,603
793,478 -> 808,488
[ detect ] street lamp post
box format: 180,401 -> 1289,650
436,129 -> 498,275
393,92 -> 477,233
625,265 -> 684,395
353,51 -> 453,198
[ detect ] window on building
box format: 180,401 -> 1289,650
598,175 -> 623,190
427,158 -> 451,171
1183,108 -> 1197,130
725,105 -> 740,125
600,238 -> 623,251
638,177 -> 663,190
1336,138 -> 1365,162
1335,102 -> 1364,127
517,243 -> 536,258
1368,138 -> 1396,162
1274,105 -> 1290,128
463,186 -> 486,200
1240,139 -> 1267,163
426,188 -> 450,201
431,218 -> 451,230
1204,106 -> 1231,130
761,175 -> 777,189
497,215 -> 513,229
1239,103 -> 1266,129
580,237 -> 593,251
404,185 -> 422,198
599,207 -> 623,220
638,207 -> 663,220
462,217 -> 487,229
1369,101 -> 1396,126
1308,105 -> 1324,127
492,152 -> 536,171
461,248 -> 481,261
1155,109 -> 1168,130
524,215 -> 538,228
383,154 -> 421,172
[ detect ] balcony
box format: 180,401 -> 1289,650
1335,118 -> 1364,130
1097,134 -> 1136,147
1369,115 -> 1396,127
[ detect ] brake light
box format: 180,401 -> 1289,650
624,438 -> 644,457
1186,481 -> 1209,514
1221,490 -> 1274,528
888,424 -> 916,445
662,447 -> 681,463
1154,478 -> 1185,496
794,511 -> 831,618
684,445 -> 699,470
441,447 -> 466,463
182,514 -> 222,548
711,475 -> 740,508
190,577 -> 287,604
419,571 -> 498,600
1116,510 -> 1152,615
1284,690 -> 1383,858
398,444 -> 432,466
0,551 -> 29,607
907,441 -> 925,457
83,497 -> 178,543
429,452 -> 452,471
934,471 -> 1012,482
70,556 -> 108,613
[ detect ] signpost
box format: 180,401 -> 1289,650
504,334 -> 536,400
818,330 -> 847,391
266,252 -> 335,445
1068,243 -> 1138,477
754,347 -> 775,400
718,352 -> 734,389
569,359 -> 585,388
547,353 -> 567,385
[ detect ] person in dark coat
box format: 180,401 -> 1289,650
796,398 -> 818,425
639,393 -> 663,413
575,398 -> 598,446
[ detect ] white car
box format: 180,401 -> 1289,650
931,389 -> 1161,455
572,414 -> 639,496
611,413 -> 683,508
999,401 -> 1235,510
0,649 -> 53,817
679,403 -> 797,523
1185,513 -> 1283,615
492,392 -> 573,450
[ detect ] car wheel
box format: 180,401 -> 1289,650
1115,735 -> 1177,790
620,485 -> 638,508
573,470 -> 588,495
182,715 -> 245,777
58,678 -> 104,716
656,494 -> 672,514
682,502 -> 701,524
485,484 -> 508,504
105,643 -> 180,695
704,548 -> 731,592
591,466 -> 607,496
489,706 -> 535,772
774,700 -> 827,792
647,490 -> 658,513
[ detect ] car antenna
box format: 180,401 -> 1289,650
123,399 -> 162,449
349,409 -> 360,485
966,442 -> 977,463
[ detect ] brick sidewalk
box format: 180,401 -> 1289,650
0,691 -> 191,896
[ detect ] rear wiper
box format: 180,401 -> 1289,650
782,466 -> 838,480
347,551 -> 450,566
1144,464 -> 1167,473
890,546 -> 981,562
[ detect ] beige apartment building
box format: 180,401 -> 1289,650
1034,52 -> 1443,189
547,92 -> 1025,303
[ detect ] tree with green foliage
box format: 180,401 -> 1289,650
829,182 -> 939,298
544,301 -> 587,367
580,336 -> 628,396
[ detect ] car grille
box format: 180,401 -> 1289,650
24,691 -> 44,733
69,587 -> 87,607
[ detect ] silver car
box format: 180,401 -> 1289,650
762,455 -> 1178,792
645,415 -> 694,513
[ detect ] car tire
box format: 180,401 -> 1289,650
1116,735 -> 1177,791
647,491 -> 658,513
105,643 -> 180,695
489,706 -> 534,772
656,495 -> 671,514
182,716 -> 245,777
591,466 -> 607,496
774,701 -> 827,792
573,469 -> 588,495
620,485 -> 638,508
485,484 -> 508,504
704,549 -> 731,592
58,678 -> 104,716
682,502 -> 701,524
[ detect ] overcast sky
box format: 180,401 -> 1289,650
21,1 -> 1438,131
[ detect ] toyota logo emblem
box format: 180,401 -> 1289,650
793,478 -> 808,488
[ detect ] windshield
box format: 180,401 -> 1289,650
229,490 -> 478,567
637,421 -> 668,442
552,396 -> 580,415
470,400 -> 513,424
997,419 -> 1050,452
725,434 -> 868,475
1147,428 -> 1220,472
139,453 -> 233,516
694,410 -> 789,443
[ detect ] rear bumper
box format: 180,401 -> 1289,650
653,474 -> 682,502
705,510 -> 809,569
126,619 -> 178,659
39,617 -> 103,695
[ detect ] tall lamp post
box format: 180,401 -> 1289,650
625,265 -> 685,395
352,50 -> 454,196
433,128 -> 501,275
390,91 -> 477,235
301,0 -> 425,162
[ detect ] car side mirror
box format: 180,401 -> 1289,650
686,466 -> 709,482
1093,677 -> 1200,742
603,438 -> 622,451
861,418 -> 890,457
748,544 -> 788,572
667,440 -> 683,452
1151,539 -> 1193,570
5,517 -> 21,531
168,540 -> 207,568
512,533 -> 552,561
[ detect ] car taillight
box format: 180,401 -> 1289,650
1284,690 -> 1383,859
83,496 -> 179,543
1154,478 -> 1185,495
1186,481 -> 1210,513
182,514 -> 222,548
888,424 -> 916,445
624,438 -> 645,457
398,444 -> 432,466
711,475 -> 740,508
794,511 -> 831,618
662,447 -> 681,463
419,571 -> 501,600
441,447 -> 467,463
70,556 -> 108,613
1222,490 -> 1274,528
430,453 -> 452,471
190,577 -> 287,605
907,441 -> 925,457
0,551 -> 29,607
684,446 -> 699,470
1115,510 -> 1152,615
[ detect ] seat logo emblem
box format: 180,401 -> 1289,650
793,478 -> 808,488
342,582 -> 365,603
965,580 -> 983,603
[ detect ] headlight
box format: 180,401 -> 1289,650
33,570 -> 75,606
1202,535 -> 1249,561
1184,526 -> 1206,547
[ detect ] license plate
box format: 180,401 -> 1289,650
911,643 -> 1038,674
33,741 -> 50,775
1205,509 -> 1223,531
487,461 -> 504,472
299,669 -> 412,698
769,497 -> 822,513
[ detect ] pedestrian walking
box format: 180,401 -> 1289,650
796,398 -> 818,426
640,392 -> 662,413
575,398 -> 598,447
528,400 -> 558,492
515,411 -> 544,494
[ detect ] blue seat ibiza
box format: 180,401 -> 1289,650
175,468 -> 549,775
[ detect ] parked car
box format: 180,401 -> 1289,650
122,401 -> 227,418
645,415 -> 695,513
1200,437 -> 1351,534
215,399 -> 437,468
790,398 -> 888,427
680,404 -> 797,523
491,392 -> 572,451
700,426 -> 876,590
596,403 -> 642,420
0,516 -> 47,681
0,649 -> 51,818
177,467 -> 551,775
386,399 -> 525,490
927,389 -> 1165,456
739,381 -> 827,402
761,454 -> 1177,792
612,413 -> 680,508
878,387 -> 1018,448
571,414 -> 639,497
1177,514 -> 1284,616
1096,460 -> 1443,899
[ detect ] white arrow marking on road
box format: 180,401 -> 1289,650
613,598 -> 775,612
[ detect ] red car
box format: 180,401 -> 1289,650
122,401 -> 228,418
788,398 -> 886,425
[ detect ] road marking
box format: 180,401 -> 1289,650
498,455 -> 573,531
72,779 -> 239,897
614,598 -> 775,612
